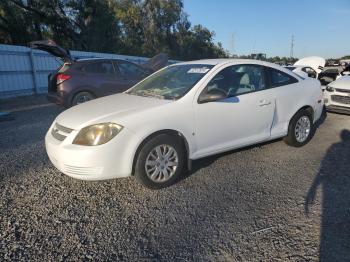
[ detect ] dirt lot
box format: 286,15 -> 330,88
0,97 -> 349,261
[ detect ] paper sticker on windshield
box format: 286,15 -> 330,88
187,67 -> 210,74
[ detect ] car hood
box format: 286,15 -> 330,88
55,93 -> 172,130
328,76 -> 350,90
294,56 -> 326,74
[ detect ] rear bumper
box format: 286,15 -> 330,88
47,92 -> 69,107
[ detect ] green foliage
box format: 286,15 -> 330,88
266,56 -> 298,64
0,0 -> 229,60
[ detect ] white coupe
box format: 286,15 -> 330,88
46,59 -> 324,189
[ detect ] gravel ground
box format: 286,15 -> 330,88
0,98 -> 350,261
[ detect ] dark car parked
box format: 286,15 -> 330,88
318,67 -> 340,85
30,40 -> 168,107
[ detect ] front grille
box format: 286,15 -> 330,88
51,122 -> 73,141
335,88 -> 350,93
331,95 -> 350,105
64,165 -> 103,176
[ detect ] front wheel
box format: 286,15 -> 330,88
134,134 -> 185,189
284,109 -> 314,147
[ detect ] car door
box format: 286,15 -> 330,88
81,60 -> 117,96
193,64 -> 275,158
266,67 -> 303,137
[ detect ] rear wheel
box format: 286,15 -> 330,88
134,134 -> 185,189
284,109 -> 314,147
71,91 -> 95,106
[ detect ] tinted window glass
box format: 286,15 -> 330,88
269,68 -> 298,87
205,64 -> 266,97
118,61 -> 145,77
324,68 -> 339,74
83,61 -> 114,74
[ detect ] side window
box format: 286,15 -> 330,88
117,61 -> 146,77
302,67 -> 317,78
204,64 -> 266,97
82,61 -> 114,74
269,68 -> 298,87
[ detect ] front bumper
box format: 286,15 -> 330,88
323,90 -> 350,115
45,123 -> 138,181
326,105 -> 350,115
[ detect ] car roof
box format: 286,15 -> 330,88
76,57 -> 129,63
176,58 -> 283,67
175,59 -> 304,80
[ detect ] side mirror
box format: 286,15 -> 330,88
198,89 -> 227,104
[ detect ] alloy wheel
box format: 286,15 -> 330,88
145,144 -> 179,183
295,116 -> 311,143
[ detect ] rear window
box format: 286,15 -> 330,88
269,68 -> 298,87
324,68 -> 339,74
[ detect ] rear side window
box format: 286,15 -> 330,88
117,61 -> 146,77
269,68 -> 298,87
82,61 -> 114,74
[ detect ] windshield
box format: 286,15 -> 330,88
127,64 -> 213,99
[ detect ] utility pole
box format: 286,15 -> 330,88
230,33 -> 235,57
290,34 -> 294,58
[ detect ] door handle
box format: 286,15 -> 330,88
259,100 -> 271,106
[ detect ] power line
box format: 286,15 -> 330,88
230,33 -> 235,57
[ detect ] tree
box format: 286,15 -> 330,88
0,0 -> 229,60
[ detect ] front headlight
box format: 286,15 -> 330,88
73,123 -> 123,146
326,85 -> 334,92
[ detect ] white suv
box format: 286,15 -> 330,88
45,59 -> 324,189
324,76 -> 350,114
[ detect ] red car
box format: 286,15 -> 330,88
30,40 -> 168,107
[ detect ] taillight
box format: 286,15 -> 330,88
56,73 -> 71,85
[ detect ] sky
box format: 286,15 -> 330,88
183,0 -> 350,58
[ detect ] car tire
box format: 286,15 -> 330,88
134,134 -> 185,189
71,91 -> 95,107
284,109 -> 314,147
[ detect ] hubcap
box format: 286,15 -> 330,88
295,116 -> 311,143
145,144 -> 178,183
76,95 -> 91,104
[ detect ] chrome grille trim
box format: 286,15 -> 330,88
51,122 -> 73,141
51,129 -> 66,141
55,123 -> 73,133
335,88 -> 350,93
331,95 -> 350,105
